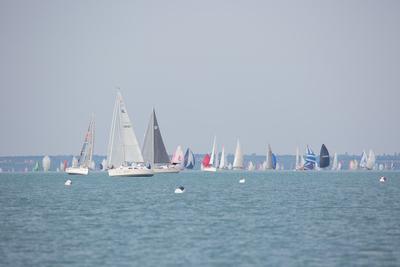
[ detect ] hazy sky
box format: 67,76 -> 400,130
0,0 -> 399,156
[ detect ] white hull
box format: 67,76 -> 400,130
153,166 -> 180,173
202,166 -> 217,172
66,167 -> 89,175
108,166 -> 154,177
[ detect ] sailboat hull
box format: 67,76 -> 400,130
153,165 -> 180,173
108,166 -> 154,177
202,166 -> 217,172
66,167 -> 89,175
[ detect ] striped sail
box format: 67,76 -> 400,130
303,145 -> 316,170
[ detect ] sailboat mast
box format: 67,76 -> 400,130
107,94 -> 119,167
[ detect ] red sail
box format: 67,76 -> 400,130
202,154 -> 211,167
63,160 -> 68,171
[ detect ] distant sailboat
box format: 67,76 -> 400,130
218,146 -> 227,169
142,109 -> 179,173
319,144 -> 330,168
366,150 -> 376,170
202,136 -> 217,172
359,151 -> 368,169
101,159 -> 107,171
33,161 -> 40,172
42,156 -> 51,172
272,153 -> 277,170
247,161 -> 255,171
331,153 -> 338,170
295,147 -> 303,170
303,145 -> 316,170
183,148 -> 195,169
106,91 -> 153,177
233,139 -> 244,170
66,116 -> 95,175
266,144 -> 273,170
171,145 -> 184,170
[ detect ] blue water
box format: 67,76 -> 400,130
1,171 -> 399,266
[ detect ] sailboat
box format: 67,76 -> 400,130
233,139 -> 244,170
366,150 -> 376,170
202,136 -> 217,172
183,148 -> 195,169
142,109 -> 179,173
331,153 -> 338,170
66,116 -> 95,175
33,161 -> 40,172
106,91 -> 153,177
272,153 -> 277,170
266,144 -> 273,170
295,147 -> 303,170
359,151 -> 368,169
218,146 -> 227,169
171,145 -> 184,170
303,145 -> 316,170
319,144 -> 330,169
247,161 -> 255,171
42,156 -> 51,172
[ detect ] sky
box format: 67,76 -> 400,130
0,0 -> 399,156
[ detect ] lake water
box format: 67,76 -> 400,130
0,171 -> 399,266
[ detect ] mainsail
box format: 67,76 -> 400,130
331,153 -> 338,170
359,151 -> 368,169
366,150 -> 376,170
266,144 -> 273,169
183,148 -> 195,169
77,116 -> 95,168
272,153 -> 277,170
107,91 -> 144,168
303,145 -> 316,170
319,144 -> 330,168
233,139 -> 244,169
171,145 -> 184,165
208,136 -> 217,167
142,109 -> 170,165
219,146 -> 226,169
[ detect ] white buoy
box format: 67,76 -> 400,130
239,178 -> 245,184
174,186 -> 185,194
64,179 -> 72,186
379,176 -> 386,183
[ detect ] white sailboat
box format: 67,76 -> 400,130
66,116 -> 95,175
295,147 -> 303,170
171,145 -> 184,170
42,156 -> 51,172
218,146 -> 227,169
233,139 -> 244,170
366,150 -> 376,170
107,91 -> 153,177
247,161 -> 255,171
359,150 -> 368,169
202,136 -> 217,172
331,153 -> 338,170
142,109 -> 179,173
266,144 -> 273,170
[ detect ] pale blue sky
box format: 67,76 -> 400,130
0,0 -> 399,156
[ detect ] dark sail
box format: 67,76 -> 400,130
319,144 -> 330,168
183,148 -> 195,169
142,109 -> 171,164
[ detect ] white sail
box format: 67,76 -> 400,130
107,91 -> 144,168
42,156 -> 51,172
171,145 -> 184,164
366,150 -> 375,170
266,144 -> 273,169
219,146 -> 226,169
359,150 -> 368,169
247,161 -> 255,171
331,153 -> 338,170
233,139 -> 244,169
72,156 -> 78,168
101,159 -> 107,171
209,136 -> 217,167
295,147 -> 300,170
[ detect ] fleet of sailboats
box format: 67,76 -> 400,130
21,90 -> 388,174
